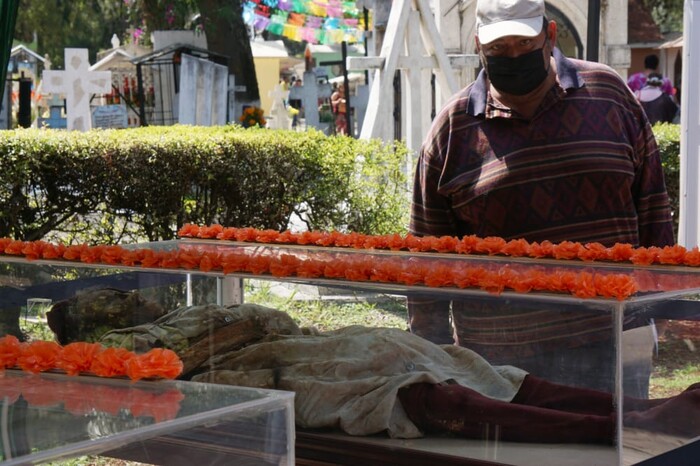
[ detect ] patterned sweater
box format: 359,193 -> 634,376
409,48 -> 674,353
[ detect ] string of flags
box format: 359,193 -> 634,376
242,0 -> 367,45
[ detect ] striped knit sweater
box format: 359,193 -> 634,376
408,48 -> 674,355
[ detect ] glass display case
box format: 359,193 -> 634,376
1,237 -> 699,466
0,370 -> 294,465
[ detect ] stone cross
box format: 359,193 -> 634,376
288,69 -> 332,129
42,48 -> 112,131
267,83 -> 290,129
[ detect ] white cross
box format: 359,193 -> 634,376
288,70 -> 332,129
42,49 -> 112,131
267,83 -> 290,129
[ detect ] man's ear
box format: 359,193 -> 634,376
475,36 -> 481,54
547,21 -> 557,48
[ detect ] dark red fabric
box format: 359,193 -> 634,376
512,375 -> 669,413
398,378 -> 615,444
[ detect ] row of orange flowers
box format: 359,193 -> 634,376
0,236 -> 641,299
178,224 -> 700,267
0,374 -> 184,422
0,335 -> 183,380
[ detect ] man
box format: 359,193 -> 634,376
628,54 -> 675,97
409,0 -> 674,396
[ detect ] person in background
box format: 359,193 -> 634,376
330,83 -> 348,135
636,72 -> 679,125
288,76 -> 303,129
409,0 -> 674,398
628,54 -> 675,97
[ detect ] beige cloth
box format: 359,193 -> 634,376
193,325 -> 526,438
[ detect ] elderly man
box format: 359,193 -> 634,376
408,0 -> 674,396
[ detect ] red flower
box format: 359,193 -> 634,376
17,340 -> 62,373
90,347 -> 135,377
0,335 -> 22,368
125,348 -> 183,381
56,342 -> 103,376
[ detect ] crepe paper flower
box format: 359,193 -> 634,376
370,258 -> 403,283
630,247 -> 659,266
684,248 -> 700,266
657,244 -> 688,265
90,347 -> 135,377
221,252 -> 251,274
500,238 -> 531,257
125,348 -> 183,381
594,274 -> 639,300
247,255 -> 272,275
269,253 -> 301,277
474,236 -> 508,255
99,245 -> 126,265
296,257 -> 327,278
256,229 -> 284,243
199,252 -> 221,272
0,237 -> 11,252
56,342 -> 104,376
552,241 -> 584,260
578,242 -> 610,262
3,240 -> 25,255
17,340 -> 62,373
63,244 -> 90,261
41,242 -> 67,260
139,249 -> 167,268
609,243 -> 635,262
528,240 -> 555,258
175,250 -> 202,269
0,335 -> 22,369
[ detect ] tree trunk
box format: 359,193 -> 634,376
197,0 -> 260,102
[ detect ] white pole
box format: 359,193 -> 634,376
678,0 -> 700,248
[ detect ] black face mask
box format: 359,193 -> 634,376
484,42 -> 550,96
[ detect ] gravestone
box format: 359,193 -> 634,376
267,84 -> 290,129
228,75 -> 247,124
38,94 -> 67,129
92,104 -> 128,129
288,69 -> 332,129
42,49 -> 112,131
178,53 -> 228,126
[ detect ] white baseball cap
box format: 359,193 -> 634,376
476,0 -> 545,44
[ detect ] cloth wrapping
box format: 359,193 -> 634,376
193,324 -> 526,438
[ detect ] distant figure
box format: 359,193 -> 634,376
330,84 -> 347,135
628,54 -> 674,97
635,73 -> 679,125
288,77 -> 303,129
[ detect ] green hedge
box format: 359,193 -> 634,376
0,126 -> 410,243
0,123 -> 682,245
653,122 -> 680,239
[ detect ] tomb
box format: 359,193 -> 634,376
1,230 -> 699,465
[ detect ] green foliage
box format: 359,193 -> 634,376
642,0 -> 684,33
0,126 -> 410,243
652,122 -> 681,239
